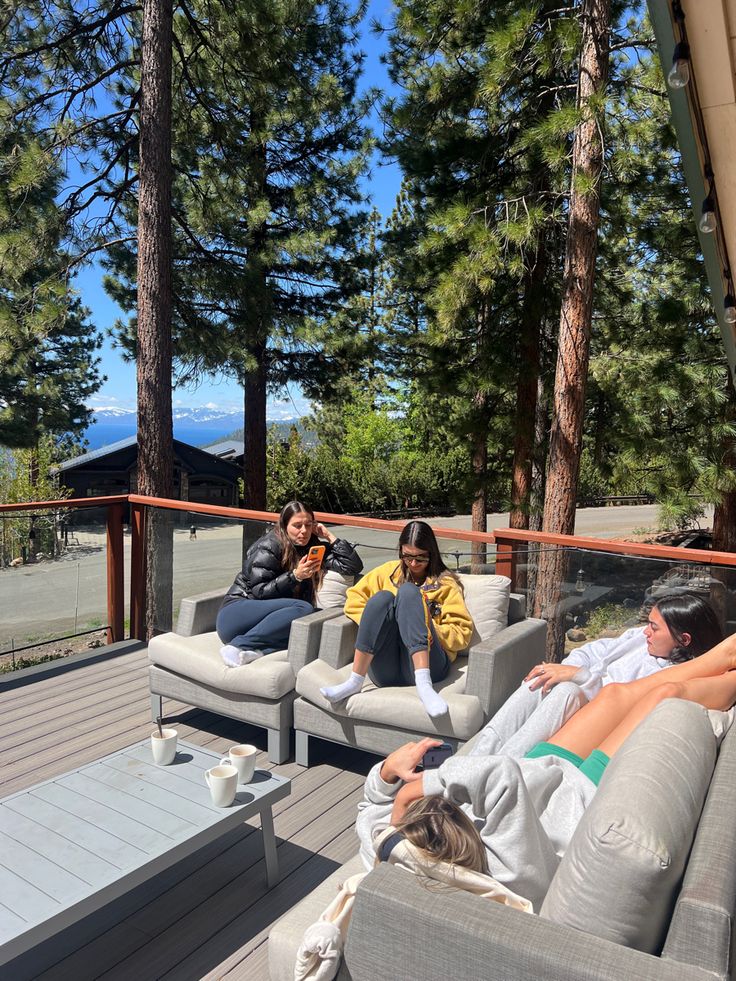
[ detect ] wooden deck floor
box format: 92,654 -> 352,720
0,647 -> 376,981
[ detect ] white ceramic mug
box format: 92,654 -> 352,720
151,728 -> 178,765
205,764 -> 238,807
220,743 -> 257,784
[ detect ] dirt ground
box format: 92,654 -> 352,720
0,628 -> 109,674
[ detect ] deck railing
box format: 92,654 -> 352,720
2,494 -> 736,658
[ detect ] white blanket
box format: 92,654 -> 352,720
294,827 -> 532,981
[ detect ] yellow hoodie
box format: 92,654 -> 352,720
344,560 -> 473,660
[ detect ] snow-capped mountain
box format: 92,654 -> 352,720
84,404 -> 301,450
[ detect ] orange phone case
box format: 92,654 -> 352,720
308,545 -> 326,566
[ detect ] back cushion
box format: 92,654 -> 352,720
316,570 -> 353,610
457,573 -> 511,646
540,698 -> 716,954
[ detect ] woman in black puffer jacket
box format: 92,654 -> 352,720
216,500 -> 363,666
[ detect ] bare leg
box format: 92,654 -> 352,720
598,673 -> 736,759
411,649 -> 429,670
548,633 -> 736,757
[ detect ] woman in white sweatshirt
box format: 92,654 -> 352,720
357,626 -> 736,909
474,591 -> 722,758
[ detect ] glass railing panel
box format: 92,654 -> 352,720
513,543 -> 735,659
0,506 -> 122,671
151,510 -> 502,636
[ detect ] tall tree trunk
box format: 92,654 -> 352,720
530,374 -> 548,535
533,0 -> 611,660
244,341 -> 268,509
471,303 -> 490,571
510,242 -> 546,531
242,129 -> 269,514
470,403 -> 488,572
137,0 -> 174,639
713,370 -> 736,552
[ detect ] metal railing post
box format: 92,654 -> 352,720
106,503 -> 125,644
494,537 -> 517,590
130,502 -> 147,641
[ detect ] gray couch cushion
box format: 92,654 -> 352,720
148,632 -> 294,699
662,718 -> 736,977
316,571 -> 354,610
295,657 -> 484,740
269,854 -> 364,981
458,573 -> 510,648
541,699 -> 717,954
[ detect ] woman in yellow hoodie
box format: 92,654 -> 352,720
320,521 -> 473,717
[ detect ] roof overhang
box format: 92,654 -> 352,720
647,0 -> 736,377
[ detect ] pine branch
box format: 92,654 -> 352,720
0,3 -> 139,67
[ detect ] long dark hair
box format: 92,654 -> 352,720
397,520 -> 452,584
652,592 -> 723,663
274,501 -> 319,582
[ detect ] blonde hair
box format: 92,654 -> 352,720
392,795 -> 487,873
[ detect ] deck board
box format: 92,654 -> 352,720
1,647 -> 376,980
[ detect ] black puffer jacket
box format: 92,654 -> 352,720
222,530 -> 363,606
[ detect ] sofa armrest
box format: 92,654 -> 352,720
344,865 -> 712,981
288,608 -> 345,675
175,589 -> 228,636
464,617 -> 546,718
318,614 -> 359,669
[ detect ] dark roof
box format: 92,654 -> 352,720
57,436 -> 241,480
200,440 -> 245,458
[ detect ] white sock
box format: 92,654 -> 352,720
220,644 -> 243,667
320,671 -> 365,703
415,668 -> 448,717
220,645 -> 264,668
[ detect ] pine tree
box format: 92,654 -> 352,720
381,0 -> 578,561
0,109 -> 102,448
104,0 -> 373,510
535,0 -> 612,656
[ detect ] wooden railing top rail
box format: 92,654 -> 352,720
2,493 -> 735,567
493,527 -> 736,567
0,495 -> 129,514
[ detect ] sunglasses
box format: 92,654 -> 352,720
400,551 -> 430,565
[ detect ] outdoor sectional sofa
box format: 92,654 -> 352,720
147,571 -> 353,763
269,697 -> 736,981
293,575 -> 546,764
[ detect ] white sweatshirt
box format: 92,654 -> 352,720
564,626 -> 668,700
356,753 -> 597,912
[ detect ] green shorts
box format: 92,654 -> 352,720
524,742 -> 610,786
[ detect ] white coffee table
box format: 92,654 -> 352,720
0,738 -> 290,967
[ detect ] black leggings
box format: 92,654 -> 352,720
356,584 -> 450,687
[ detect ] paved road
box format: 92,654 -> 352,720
0,504 -> 713,651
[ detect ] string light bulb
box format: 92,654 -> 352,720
724,293 -> 736,325
699,190 -> 716,234
667,41 -> 690,89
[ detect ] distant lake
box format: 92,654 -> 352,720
83,420 -> 238,450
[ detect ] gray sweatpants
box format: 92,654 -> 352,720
470,681 -> 588,759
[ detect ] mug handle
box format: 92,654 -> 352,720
205,769 -> 212,787
219,757 -> 231,768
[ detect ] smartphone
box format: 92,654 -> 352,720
308,544 -> 326,567
420,742 -> 454,770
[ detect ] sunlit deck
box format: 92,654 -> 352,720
0,647 -> 374,981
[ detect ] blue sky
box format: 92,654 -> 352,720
84,0 -> 402,417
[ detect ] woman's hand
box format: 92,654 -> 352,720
391,777 -> 426,824
379,737 -> 442,784
314,521 -> 336,543
293,553 -> 319,582
525,662 -> 580,693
